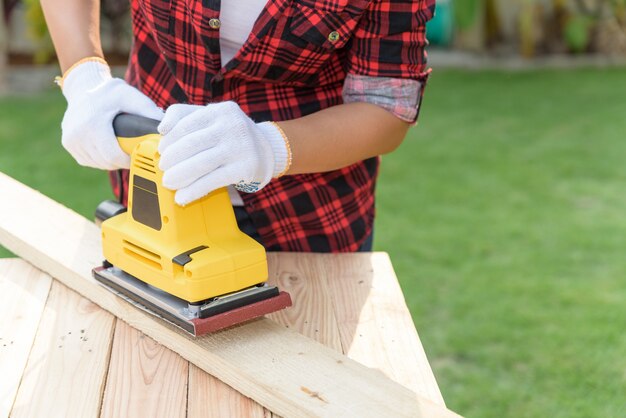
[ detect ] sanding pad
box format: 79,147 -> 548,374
190,291 -> 292,335
93,265 -> 292,337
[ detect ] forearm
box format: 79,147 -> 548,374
278,103 -> 410,175
40,0 -> 103,72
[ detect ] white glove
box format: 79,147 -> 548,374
157,101 -> 290,206
60,59 -> 164,170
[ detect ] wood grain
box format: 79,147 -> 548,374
187,253 -> 345,418
0,172 -> 461,418
325,253 -> 446,405
0,259 -> 52,418
188,365 -> 267,418
101,321 -> 188,418
9,280 -> 115,418
266,252 -> 342,351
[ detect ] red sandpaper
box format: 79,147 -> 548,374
190,291 -> 292,336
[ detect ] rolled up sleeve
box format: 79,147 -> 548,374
343,0 -> 435,123
343,73 -> 423,123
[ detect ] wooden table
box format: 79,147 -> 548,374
0,253 -> 444,417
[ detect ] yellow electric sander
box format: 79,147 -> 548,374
93,114 -> 292,336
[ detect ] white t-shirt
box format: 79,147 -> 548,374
219,0 -> 267,66
220,0 -> 267,205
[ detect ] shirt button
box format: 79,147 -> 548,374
209,18 -> 221,29
328,31 -> 340,43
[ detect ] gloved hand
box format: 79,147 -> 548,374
157,101 -> 291,206
60,58 -> 164,170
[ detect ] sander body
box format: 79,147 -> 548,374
93,114 -> 292,337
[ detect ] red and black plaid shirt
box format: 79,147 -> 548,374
111,0 -> 434,252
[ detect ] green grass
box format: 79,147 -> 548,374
0,90 -> 114,257
377,69 -> 626,417
1,70 -> 626,416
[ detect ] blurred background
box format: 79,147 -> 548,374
0,1 -> 625,417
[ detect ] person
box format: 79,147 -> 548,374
40,0 -> 435,253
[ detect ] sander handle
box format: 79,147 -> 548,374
113,113 -> 161,155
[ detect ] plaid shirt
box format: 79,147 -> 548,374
111,0 -> 434,252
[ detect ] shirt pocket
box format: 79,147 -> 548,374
289,2 -> 363,50
234,1 -> 369,86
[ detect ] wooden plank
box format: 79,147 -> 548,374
188,366 -> 268,418
0,259 -> 52,418
325,253 -> 446,405
100,321 -> 188,418
10,280 -> 115,418
266,252 -> 343,351
187,253 -> 345,418
0,172 -> 461,418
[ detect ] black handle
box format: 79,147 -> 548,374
113,114 -> 160,137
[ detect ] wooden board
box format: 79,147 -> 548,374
9,280 -> 115,418
326,253 -> 446,405
0,260 -> 52,418
164,252 -> 448,418
266,253 -> 343,351
100,321 -> 188,418
187,253 -> 347,418
188,366 -> 268,418
0,172 -> 460,418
